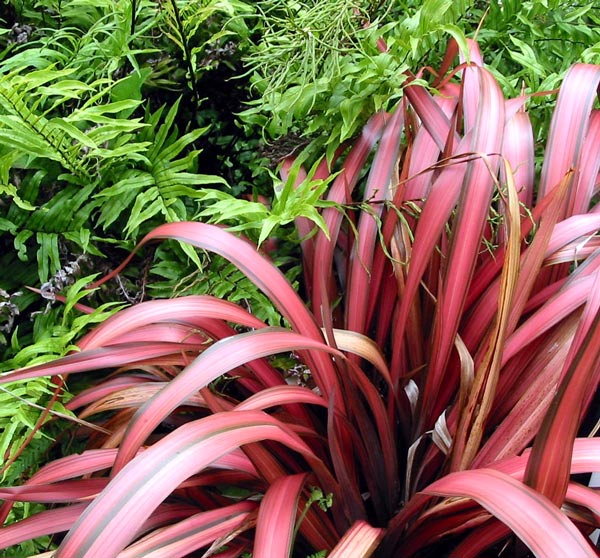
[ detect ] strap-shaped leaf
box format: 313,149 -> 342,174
254,474 -> 307,558
425,468 -> 596,557
55,411 -> 323,557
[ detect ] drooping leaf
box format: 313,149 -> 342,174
253,474 -> 307,558
425,469 -> 596,558
55,411 -> 332,557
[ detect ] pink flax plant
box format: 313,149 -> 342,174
2,40 -> 600,557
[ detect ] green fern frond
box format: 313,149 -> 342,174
0,63 -> 154,280
160,0 -> 252,99
196,152 -> 334,246
95,97 -> 226,240
0,69 -> 92,179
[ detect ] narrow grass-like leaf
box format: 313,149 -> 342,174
525,272 -> 600,505
118,502 -> 256,558
502,108 -> 534,208
501,273 -> 593,365
79,296 -> 266,350
425,469 -> 596,557
403,80 -> 458,151
89,222 -> 339,397
434,480 -> 600,557
327,520 -> 383,558
346,108 -> 403,335
474,321 -> 575,466
573,110 -> 600,213
502,171 -> 571,339
77,383 -> 205,418
419,67 -> 505,430
311,113 -> 386,322
0,503 -> 89,550
28,449 -> 127,484
55,411 -> 328,557
254,473 -> 307,558
495,437 -> 600,480
0,342 -> 201,383
390,146 -> 469,386
452,159 -> 521,470
235,386 -> 326,411
538,64 -> 600,216
324,328 -> 392,386
404,83 -> 459,200
66,376 -> 153,411
112,328 -> 344,473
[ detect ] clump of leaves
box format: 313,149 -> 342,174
158,0 -> 254,103
241,0 -> 470,154
240,0 -> 600,170
196,153 -> 336,246
0,0 -> 227,381
2,38 -> 600,557
471,0 -> 600,93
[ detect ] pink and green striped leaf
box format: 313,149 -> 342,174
253,473 -> 307,558
118,502 -> 256,558
89,222 -> 339,397
112,328 -> 345,473
346,108 -> 404,335
327,520 -> 383,558
55,411 -> 328,557
78,295 -> 266,350
525,271 -> 600,504
424,468 -> 596,557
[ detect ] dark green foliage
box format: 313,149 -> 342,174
471,0 -> 600,91
463,0 -> 600,142
0,0 -> 244,352
240,0 -> 471,154
240,0 -> 600,159
0,6 -> 309,522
